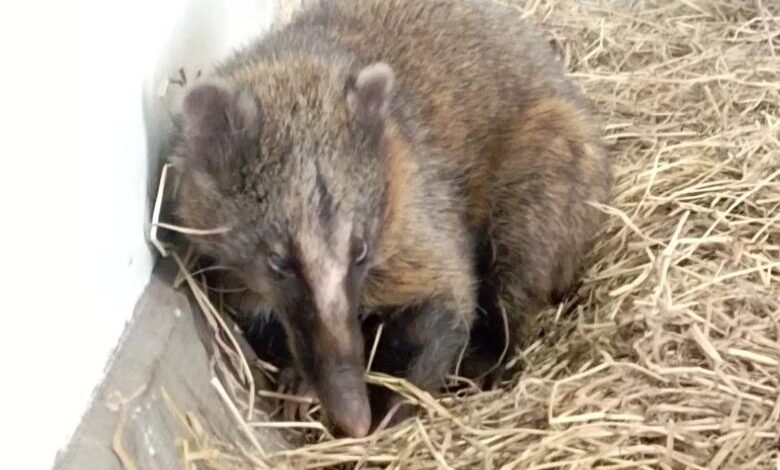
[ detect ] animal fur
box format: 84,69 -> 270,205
171,0 -> 611,438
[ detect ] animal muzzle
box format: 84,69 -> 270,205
317,364 -> 371,438
296,310 -> 370,437
292,272 -> 371,437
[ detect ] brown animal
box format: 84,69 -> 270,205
171,0 -> 611,438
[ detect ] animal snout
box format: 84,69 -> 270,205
320,365 -> 371,438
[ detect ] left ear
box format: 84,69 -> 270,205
346,62 -> 394,134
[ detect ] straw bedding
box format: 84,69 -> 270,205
164,0 -> 780,468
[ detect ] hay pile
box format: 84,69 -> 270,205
162,0 -> 780,468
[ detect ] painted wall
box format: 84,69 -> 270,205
0,0 -> 278,467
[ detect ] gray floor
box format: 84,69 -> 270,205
54,260 -> 285,469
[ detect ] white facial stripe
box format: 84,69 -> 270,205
313,257 -> 348,319
298,220 -> 353,345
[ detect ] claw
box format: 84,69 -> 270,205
277,366 -> 316,421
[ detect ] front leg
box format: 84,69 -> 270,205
367,295 -> 471,428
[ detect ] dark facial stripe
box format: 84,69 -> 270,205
314,161 -> 335,229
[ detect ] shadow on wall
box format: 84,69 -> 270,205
143,0 -> 280,245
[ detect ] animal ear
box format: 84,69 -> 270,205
179,78 -> 261,187
346,62 -> 394,134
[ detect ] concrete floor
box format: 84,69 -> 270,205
54,259 -> 285,469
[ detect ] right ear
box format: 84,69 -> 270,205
346,62 -> 394,138
179,78 -> 261,187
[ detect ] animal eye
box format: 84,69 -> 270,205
267,252 -> 288,277
354,239 -> 368,266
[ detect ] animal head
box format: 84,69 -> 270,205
172,59 -> 396,437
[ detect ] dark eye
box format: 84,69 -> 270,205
267,252 -> 288,277
354,239 -> 368,266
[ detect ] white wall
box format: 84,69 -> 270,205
0,1 -> 278,467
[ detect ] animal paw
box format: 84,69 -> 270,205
276,367 -> 317,421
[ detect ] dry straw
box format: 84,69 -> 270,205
159,0 -> 780,467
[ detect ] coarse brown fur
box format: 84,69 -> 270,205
171,0 -> 611,437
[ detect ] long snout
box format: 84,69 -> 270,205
290,242 -> 372,437
318,365 -> 371,437
312,312 -> 371,437
286,303 -> 371,437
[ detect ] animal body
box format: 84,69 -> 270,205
171,0 -> 611,438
